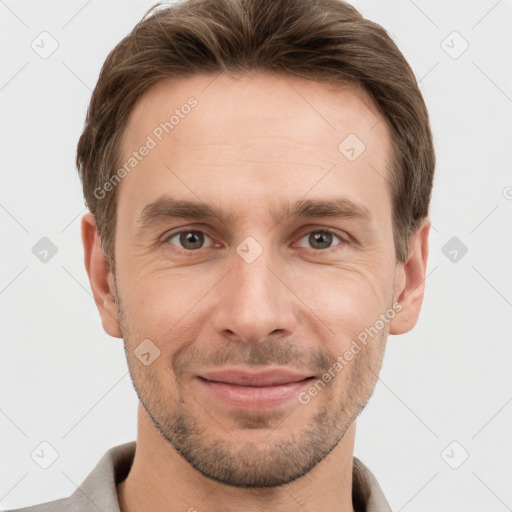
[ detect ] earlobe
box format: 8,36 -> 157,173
389,218 -> 430,335
81,212 -> 122,338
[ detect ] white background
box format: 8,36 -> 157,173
1,0 -> 511,510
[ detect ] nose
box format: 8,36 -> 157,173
212,245 -> 299,344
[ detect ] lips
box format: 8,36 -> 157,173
196,368 -> 315,409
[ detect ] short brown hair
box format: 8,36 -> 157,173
76,0 -> 435,273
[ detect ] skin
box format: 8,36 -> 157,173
82,72 -> 430,512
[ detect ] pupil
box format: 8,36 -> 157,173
181,231 -> 203,249
310,231 -> 332,249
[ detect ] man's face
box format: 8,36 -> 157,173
111,72 -> 402,487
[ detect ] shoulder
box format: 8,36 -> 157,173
2,442 -> 136,512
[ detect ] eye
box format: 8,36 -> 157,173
295,229 -> 346,251
164,230 -> 216,251
162,227 -> 347,253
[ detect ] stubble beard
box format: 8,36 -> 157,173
115,290 -> 387,488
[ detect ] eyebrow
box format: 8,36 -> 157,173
136,195 -> 373,233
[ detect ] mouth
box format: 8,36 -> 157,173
196,368 -> 316,409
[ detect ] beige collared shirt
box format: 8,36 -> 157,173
7,442 -> 392,511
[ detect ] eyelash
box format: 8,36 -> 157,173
161,227 -> 349,253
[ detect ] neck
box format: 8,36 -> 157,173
117,403 -> 356,512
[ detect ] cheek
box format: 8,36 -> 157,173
290,262 -> 392,345
119,269 -> 219,348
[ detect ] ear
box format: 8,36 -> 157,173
389,217 -> 430,335
81,212 -> 122,338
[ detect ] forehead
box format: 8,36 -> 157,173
122,72 -> 387,152
116,72 -> 393,227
